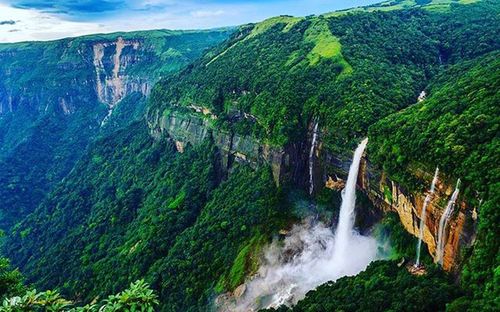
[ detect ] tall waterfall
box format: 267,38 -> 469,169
415,167 -> 439,267
437,179 -> 461,265
308,120 -> 319,195
332,138 -> 368,262
227,138 -> 379,311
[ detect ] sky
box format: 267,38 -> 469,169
0,0 -> 381,43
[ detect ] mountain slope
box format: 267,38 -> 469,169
369,52 -> 500,310
2,0 -> 499,311
148,0 -> 498,151
5,121 -> 286,311
0,29 -> 232,228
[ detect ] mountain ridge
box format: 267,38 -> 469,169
0,0 -> 498,311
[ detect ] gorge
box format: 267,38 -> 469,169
0,0 -> 498,311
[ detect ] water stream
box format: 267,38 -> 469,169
415,167 -> 439,267
436,179 -> 461,265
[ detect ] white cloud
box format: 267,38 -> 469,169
0,4 -> 110,42
190,9 -> 225,18
0,0 -> 383,43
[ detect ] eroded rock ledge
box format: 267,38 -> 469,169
148,110 -> 477,271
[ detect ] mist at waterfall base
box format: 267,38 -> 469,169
230,139 -> 385,311
231,221 -> 382,311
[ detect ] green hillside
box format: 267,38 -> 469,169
0,29 -> 232,228
148,0 -> 498,151
1,0 -> 499,311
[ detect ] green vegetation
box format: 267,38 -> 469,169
262,261 -> 461,312
1,280 -> 158,312
374,213 -> 422,260
217,233 -> 266,291
5,120 -> 287,311
0,29 -> 231,229
303,19 -> 346,69
369,51 -> 500,311
149,0 -> 499,152
0,0 -> 498,311
0,257 -> 24,301
325,0 -> 480,16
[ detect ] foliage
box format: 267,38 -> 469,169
457,184 -> 500,311
0,29 -> 232,229
0,258 -> 24,301
262,261 -> 461,312
5,120 -> 287,311
374,213 -> 421,260
149,0 -> 499,152
151,166 -> 285,311
1,290 -> 71,312
369,51 -> 499,311
0,280 -> 158,312
1,1 -> 499,311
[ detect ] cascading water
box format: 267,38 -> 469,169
415,167 -> 439,267
225,138 -> 381,312
331,138 -> 368,265
308,120 -> 319,195
436,179 -> 461,265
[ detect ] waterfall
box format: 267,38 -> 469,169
332,138 -> 368,264
415,167 -> 439,267
227,138 -> 380,311
308,120 -> 319,195
437,179 -> 461,265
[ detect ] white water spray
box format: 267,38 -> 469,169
415,167 -> 439,267
436,179 -> 460,265
330,138 -> 368,265
308,120 -> 319,195
226,138 -> 380,311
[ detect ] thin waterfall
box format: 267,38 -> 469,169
437,179 -> 461,265
415,167 -> 439,267
308,119 -> 319,195
332,138 -> 368,262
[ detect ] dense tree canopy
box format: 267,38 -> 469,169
1,1 -> 498,311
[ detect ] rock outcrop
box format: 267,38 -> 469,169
307,128 -> 476,271
354,156 -> 475,271
150,108 -> 305,185
149,108 -> 477,271
92,37 -> 152,107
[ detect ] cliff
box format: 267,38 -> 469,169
0,30 -> 231,118
92,36 -> 152,108
0,29 -> 232,229
355,159 -> 476,271
149,107 -> 305,185
150,109 -> 477,271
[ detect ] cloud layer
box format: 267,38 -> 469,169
0,0 -> 381,43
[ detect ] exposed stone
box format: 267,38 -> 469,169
325,175 -> 345,190
147,106 -> 476,272
92,37 -> 152,107
354,156 -> 475,271
153,110 -> 301,186
407,263 -> 427,276
279,229 -> 289,235
175,141 -> 185,153
233,284 -> 246,299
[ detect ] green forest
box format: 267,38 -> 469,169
0,0 -> 498,311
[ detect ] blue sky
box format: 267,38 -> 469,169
0,0 -> 381,42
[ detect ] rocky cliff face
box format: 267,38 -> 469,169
149,107 -> 305,185
150,112 -> 477,271
0,30 -> 232,229
0,29 -> 231,118
92,37 -> 152,108
323,150 -> 477,271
